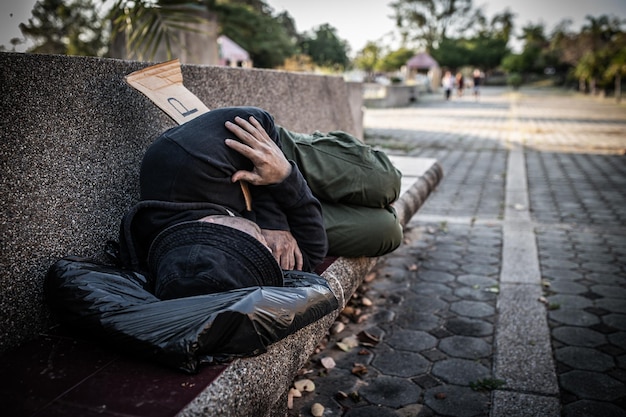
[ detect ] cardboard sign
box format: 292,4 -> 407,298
125,59 -> 210,125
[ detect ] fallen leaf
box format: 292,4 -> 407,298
289,388 -> 302,398
336,342 -> 350,352
335,391 -> 348,400
294,379 -> 315,392
311,403 -> 324,417
358,349 -> 371,355
341,335 -> 359,348
435,392 -> 447,400
361,297 -> 373,307
320,357 -> 336,370
330,321 -> 345,335
351,363 -> 368,376
357,330 -> 380,347
342,306 -> 355,316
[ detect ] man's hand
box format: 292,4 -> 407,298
225,116 -> 292,185
261,229 -> 303,271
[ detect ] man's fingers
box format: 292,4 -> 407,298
294,247 -> 303,271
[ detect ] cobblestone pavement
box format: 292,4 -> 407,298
288,88 -> 626,417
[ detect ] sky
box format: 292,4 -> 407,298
1,0 -> 626,54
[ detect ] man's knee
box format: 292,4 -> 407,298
323,204 -> 403,258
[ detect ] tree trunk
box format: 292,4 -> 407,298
616,74 -> 622,103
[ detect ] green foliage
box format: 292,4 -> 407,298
110,0 -> 209,61
376,47 -> 415,72
354,41 -> 383,75
431,35 -> 508,70
507,73 -> 522,89
19,0 -> 107,56
299,24 -> 350,69
215,2 -> 296,68
390,0 -> 475,51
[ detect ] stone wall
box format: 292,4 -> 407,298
0,52 -> 361,353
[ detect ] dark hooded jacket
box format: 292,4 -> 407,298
118,107 -> 328,298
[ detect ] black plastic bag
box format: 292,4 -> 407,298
45,257 -> 338,374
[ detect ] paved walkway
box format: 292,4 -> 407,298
288,87 -> 626,417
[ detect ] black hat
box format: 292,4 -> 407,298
148,221 -> 283,300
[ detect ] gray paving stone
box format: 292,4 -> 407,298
560,370 -> 624,401
541,268 -> 584,281
424,385 -> 490,417
428,250 -> 463,261
460,262 -> 500,276
562,399 -> 626,417
395,310 -> 441,331
344,405 -> 400,417
386,329 -> 438,352
358,376 -> 421,408
418,270 -> 456,283
608,331 -> 626,349
410,282 -> 453,296
552,326 -> 607,347
577,252 -> 616,263
457,274 -> 498,288
372,347 -> 430,377
549,308 -> 601,326
582,262 -> 622,274
596,298 -> 626,314
422,259 -> 460,272
602,313 -> 626,330
555,346 -> 615,372
403,294 -> 448,314
431,358 -> 490,385
445,317 -> 493,337
439,335 -> 491,359
586,273 -> 623,285
541,258 -> 579,269
450,300 -> 495,318
547,294 -> 593,309
454,286 -> 498,301
377,265 -> 412,281
546,280 -> 587,294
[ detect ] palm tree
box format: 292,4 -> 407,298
109,0 -> 211,61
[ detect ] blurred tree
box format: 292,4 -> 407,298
376,47 -> 415,72
500,23 -> 548,78
390,0 -> 479,51
109,0 -> 211,60
605,33 -> 626,102
215,1 -> 296,68
431,8 -> 511,71
19,0 -> 107,56
278,54 -> 315,72
354,41 -> 383,81
574,14 -> 624,94
299,24 -> 350,69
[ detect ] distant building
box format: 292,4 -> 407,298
218,35 -> 252,68
405,52 -> 441,92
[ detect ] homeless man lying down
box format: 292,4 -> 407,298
118,106 -> 403,300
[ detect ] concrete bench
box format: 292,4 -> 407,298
0,52 -> 443,417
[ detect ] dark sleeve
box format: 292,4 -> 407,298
252,162 -> 328,272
